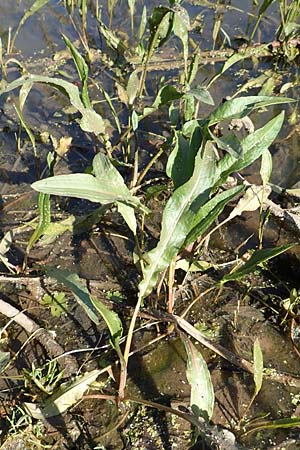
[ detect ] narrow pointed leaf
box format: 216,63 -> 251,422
32,174 -> 138,205
139,141 -> 217,299
208,96 -> 293,126
218,112 -> 285,184
62,34 -> 91,108
46,268 -> 99,324
0,74 -> 105,135
11,0 -> 50,51
117,202 -> 137,234
166,131 -> 196,188
221,243 -> 295,284
184,185 -> 244,247
181,334 -> 214,420
27,192 -> 51,252
90,296 -> 123,350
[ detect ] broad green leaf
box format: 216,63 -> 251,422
208,96 -> 293,126
166,131 -> 196,188
143,85 -> 183,117
253,338 -> 263,395
10,0 -> 51,51
186,86 -> 214,105
183,94 -> 195,122
97,18 -> 128,55
46,268 -> 99,324
218,112 -> 285,184
92,153 -> 147,213
79,108 -> 106,135
151,84 -> 183,109
0,74 -> 105,135
32,154 -> 147,213
62,34 -> 91,108
139,141 -> 217,299
209,130 -> 242,159
181,334 -> 214,420
90,296 -> 123,351
128,0 -> 135,31
117,202 -> 137,234
32,174 -> 132,204
207,51 -> 269,88
132,110 -> 139,131
184,185 -> 244,247
221,243 -> 295,285
24,369 -> 100,419
148,7 -> 173,59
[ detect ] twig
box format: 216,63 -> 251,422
0,296 -> 78,377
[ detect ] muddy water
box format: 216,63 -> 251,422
1,1 -> 300,450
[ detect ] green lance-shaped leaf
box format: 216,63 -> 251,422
0,74 -> 105,135
208,95 -> 294,126
46,268 -> 123,352
143,84 -> 183,118
139,141 -> 218,299
181,334 -> 214,421
172,5 -> 189,77
166,131 -> 197,189
244,417 -> 300,435
62,34 -> 91,108
207,49 -> 269,89
90,296 -> 123,351
218,112 -> 285,184
26,192 -> 51,253
14,102 -> 36,156
10,0 -> 51,52
32,154 -> 148,222
147,7 -> 174,60
220,243 -> 295,285
184,185 -> 244,248
185,86 -> 214,106
138,5 -> 147,40
46,267 -> 99,325
126,70 -> 140,106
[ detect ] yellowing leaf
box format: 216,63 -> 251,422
24,369 -> 100,419
54,136 -> 72,157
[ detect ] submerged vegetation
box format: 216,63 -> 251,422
1,0 -> 300,448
